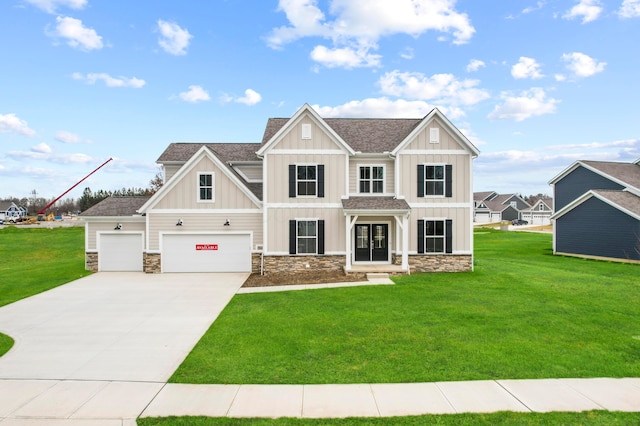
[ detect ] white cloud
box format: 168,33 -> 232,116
310,45 -> 381,68
177,85 -> 210,103
267,0 -> 475,69
511,57 -> 543,79
72,72 -> 145,88
522,1 -> 546,14
6,150 -> 94,164
378,70 -> 490,109
619,0 -> 640,18
50,16 -> 103,51
55,130 -> 92,144
488,88 -> 559,121
554,74 -> 567,82
220,89 -> 263,106
466,59 -> 485,72
25,0 -> 86,13
561,52 -> 606,77
0,113 -> 37,137
563,0 -> 603,23
399,47 -> 414,60
157,20 -> 192,55
32,142 -> 52,153
312,97 -> 468,119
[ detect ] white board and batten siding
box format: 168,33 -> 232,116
161,232 -> 252,273
97,232 -> 144,272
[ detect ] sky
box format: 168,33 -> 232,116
1,0 -> 639,202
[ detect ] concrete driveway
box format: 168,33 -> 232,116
0,272 -> 247,382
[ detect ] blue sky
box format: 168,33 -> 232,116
1,0 -> 639,201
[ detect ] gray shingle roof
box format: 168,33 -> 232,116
473,191 -> 496,202
592,190 -> 640,217
80,196 -> 150,216
261,118 -> 422,153
341,196 -> 410,211
582,160 -> 640,190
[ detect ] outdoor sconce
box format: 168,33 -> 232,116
224,219 -> 230,226
176,219 -> 183,226
114,223 -> 122,230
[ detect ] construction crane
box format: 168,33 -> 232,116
37,157 -> 113,220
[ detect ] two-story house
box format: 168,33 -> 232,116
81,104 -> 479,274
549,159 -> 640,263
473,192 -> 530,223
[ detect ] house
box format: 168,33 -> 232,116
521,198 -> 553,225
81,104 -> 479,274
473,192 -> 530,223
549,159 -> 640,263
0,201 -> 27,222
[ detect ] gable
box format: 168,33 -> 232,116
554,165 -> 625,211
139,146 -> 261,212
270,114 -> 347,152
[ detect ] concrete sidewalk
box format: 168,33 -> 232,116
1,377 -> 639,424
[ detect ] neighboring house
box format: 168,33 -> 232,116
82,104 -> 479,274
521,198 -> 553,225
473,192 -> 530,223
549,159 -> 640,263
0,201 -> 27,222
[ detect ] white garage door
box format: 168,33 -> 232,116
99,233 -> 143,272
162,233 -> 251,273
475,212 -> 490,223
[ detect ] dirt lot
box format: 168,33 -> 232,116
242,270 -> 365,287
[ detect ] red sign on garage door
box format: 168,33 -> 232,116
196,244 -> 218,250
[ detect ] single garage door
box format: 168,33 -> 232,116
99,233 -> 143,272
162,233 -> 251,273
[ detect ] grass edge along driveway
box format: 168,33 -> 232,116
171,230 -> 640,384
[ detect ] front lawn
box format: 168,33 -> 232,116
0,226 -> 91,308
171,230 -> 640,384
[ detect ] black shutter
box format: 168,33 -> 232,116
289,165 -> 296,198
317,220 -> 325,254
445,219 -> 453,254
317,165 -> 325,198
289,220 -> 297,254
417,165 -> 425,197
417,220 -> 425,254
445,165 -> 453,198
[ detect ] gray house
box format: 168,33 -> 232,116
473,192 -> 530,223
549,159 -> 640,263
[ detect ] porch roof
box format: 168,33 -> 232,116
342,196 -> 410,214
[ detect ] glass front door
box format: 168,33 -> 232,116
354,224 -> 388,262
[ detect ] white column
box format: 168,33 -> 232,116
345,214 -> 351,271
402,214 -> 409,271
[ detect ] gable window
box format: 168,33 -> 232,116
198,173 -> 214,201
539,203 -> 545,211
510,201 -> 517,208
417,219 -> 453,254
417,164 -> 452,198
289,219 -> 325,255
288,164 -> 325,198
359,166 -> 384,194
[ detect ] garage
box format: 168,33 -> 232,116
98,233 -> 144,272
162,233 -> 251,273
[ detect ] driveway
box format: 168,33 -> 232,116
0,272 -> 247,382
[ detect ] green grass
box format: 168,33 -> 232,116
0,226 -> 91,308
171,230 -> 640,384
0,332 -> 13,357
138,411 -> 640,425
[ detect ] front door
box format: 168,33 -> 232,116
354,224 -> 388,262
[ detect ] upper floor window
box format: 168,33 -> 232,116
288,164 -> 325,198
198,172 -> 214,201
539,203 -> 545,211
418,164 -> 452,198
359,166 -> 384,194
510,201 -> 517,208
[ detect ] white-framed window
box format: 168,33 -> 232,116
297,220 -> 317,254
197,172 -> 214,202
425,165 -> 445,196
358,165 -> 384,194
297,165 -> 317,196
425,220 -> 445,253
510,201 -> 517,208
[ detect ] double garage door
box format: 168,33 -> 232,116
162,233 -> 251,273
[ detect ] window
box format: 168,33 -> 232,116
417,164 -> 452,198
289,164 -> 324,198
198,173 -> 214,201
359,166 -> 384,193
539,203 -> 545,211
510,201 -> 517,208
425,165 -> 445,196
289,219 -> 325,254
417,219 -> 452,254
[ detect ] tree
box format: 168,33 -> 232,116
149,171 -> 163,194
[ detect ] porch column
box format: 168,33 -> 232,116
345,214 -> 352,271
402,213 -> 409,271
